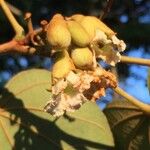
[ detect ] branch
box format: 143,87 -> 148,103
0,40 -> 31,54
120,56 -> 150,66
0,0 -> 24,39
0,41 -> 50,57
6,2 -> 23,16
114,87 -> 150,115
100,0 -> 114,20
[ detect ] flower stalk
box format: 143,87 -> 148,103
120,56 -> 150,67
114,86 -> 150,115
0,0 -> 25,40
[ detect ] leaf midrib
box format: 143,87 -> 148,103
0,107 -> 106,132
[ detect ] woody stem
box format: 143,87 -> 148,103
114,86 -> 150,115
0,0 -> 25,40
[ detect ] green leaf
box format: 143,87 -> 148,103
147,69 -> 150,93
0,69 -> 114,150
104,99 -> 150,150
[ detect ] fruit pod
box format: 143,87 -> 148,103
71,14 -> 85,22
67,20 -> 91,47
71,47 -> 93,69
47,14 -> 71,49
80,16 -> 115,39
52,50 -> 75,79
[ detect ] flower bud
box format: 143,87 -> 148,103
52,50 -> 75,79
47,14 -> 71,49
80,16 -> 115,39
71,47 -> 93,69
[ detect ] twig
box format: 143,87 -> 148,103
114,86 -> 150,115
100,0 -> 114,20
6,2 -> 22,16
0,40 -> 32,54
0,0 -> 24,39
120,56 -> 150,67
0,39 -> 50,57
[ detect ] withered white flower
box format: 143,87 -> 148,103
91,29 -> 126,66
93,29 -> 111,44
44,92 -> 87,117
44,67 -> 117,117
44,71 -> 88,117
44,71 -> 86,117
52,79 -> 67,95
111,35 -> 126,52
96,44 -> 121,66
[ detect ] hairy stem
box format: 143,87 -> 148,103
0,0 -> 24,39
120,56 -> 150,66
114,86 -> 150,115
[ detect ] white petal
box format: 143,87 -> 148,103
44,92 -> 87,117
93,29 -> 111,44
52,79 -> 67,95
66,71 -> 80,85
111,35 -> 126,52
96,44 -> 121,66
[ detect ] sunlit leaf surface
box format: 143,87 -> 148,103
0,69 -> 114,150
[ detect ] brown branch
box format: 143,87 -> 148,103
0,39 -> 50,57
100,0 -> 114,20
0,26 -> 50,57
0,40 -> 29,53
0,40 -> 50,57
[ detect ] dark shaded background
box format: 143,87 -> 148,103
0,0 -> 150,102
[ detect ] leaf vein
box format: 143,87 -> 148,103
112,112 -> 143,129
0,118 -> 14,149
0,113 -> 61,149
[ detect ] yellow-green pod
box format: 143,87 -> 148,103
47,14 -> 71,49
80,16 -> 115,39
71,47 -> 93,69
67,20 -> 91,47
71,14 -> 85,22
52,51 -> 75,79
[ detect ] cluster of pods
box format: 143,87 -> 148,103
44,14 -> 126,117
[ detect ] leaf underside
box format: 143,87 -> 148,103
104,99 -> 150,150
0,69 -> 114,150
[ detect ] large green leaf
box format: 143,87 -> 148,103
104,99 -> 150,150
0,69 -> 114,150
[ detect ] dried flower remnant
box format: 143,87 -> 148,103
91,29 -> 126,66
44,72 -> 88,117
91,43 -> 121,66
44,91 -> 87,117
44,67 -> 117,117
